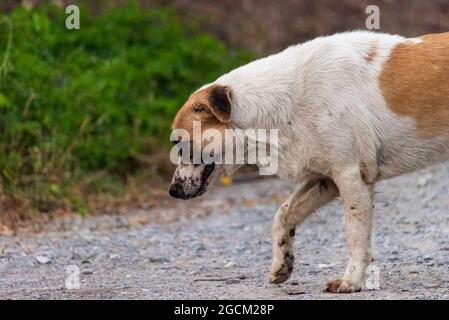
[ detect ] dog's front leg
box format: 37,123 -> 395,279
269,178 -> 339,284
325,167 -> 374,293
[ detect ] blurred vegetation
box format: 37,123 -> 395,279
0,2 -> 252,214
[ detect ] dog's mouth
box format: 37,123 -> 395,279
195,162 -> 215,197
169,163 -> 216,200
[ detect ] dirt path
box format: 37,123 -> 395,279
1,163 -> 448,299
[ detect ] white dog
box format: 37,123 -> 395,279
169,31 -> 449,293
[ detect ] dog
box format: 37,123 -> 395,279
169,31 -> 449,293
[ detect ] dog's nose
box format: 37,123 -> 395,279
169,183 -> 183,199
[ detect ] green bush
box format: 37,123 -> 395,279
0,2 -> 252,212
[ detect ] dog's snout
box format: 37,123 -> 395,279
169,183 -> 184,199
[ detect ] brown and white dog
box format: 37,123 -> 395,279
169,31 -> 449,293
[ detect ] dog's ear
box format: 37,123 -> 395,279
207,85 -> 232,123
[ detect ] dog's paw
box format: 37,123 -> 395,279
324,279 -> 361,293
269,253 -> 294,284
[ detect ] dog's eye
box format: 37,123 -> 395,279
193,104 -> 206,113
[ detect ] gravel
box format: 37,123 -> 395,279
0,163 -> 448,299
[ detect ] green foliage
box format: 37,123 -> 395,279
0,2 -> 252,212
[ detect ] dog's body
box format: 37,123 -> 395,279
170,31 -> 449,293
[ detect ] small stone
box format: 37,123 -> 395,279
149,257 -> 170,263
289,280 -> 299,286
225,279 -> 240,284
417,178 -> 427,187
388,257 -> 400,262
225,261 -> 236,268
283,288 -> 305,295
82,269 -> 94,275
35,254 -> 52,264
417,174 -> 432,188
195,244 -> 206,253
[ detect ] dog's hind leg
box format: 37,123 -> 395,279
325,166 -> 374,293
269,178 -> 339,284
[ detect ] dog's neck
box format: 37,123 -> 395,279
213,45 -> 306,131
209,44 -> 314,179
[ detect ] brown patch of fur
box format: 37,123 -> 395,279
379,33 -> 449,138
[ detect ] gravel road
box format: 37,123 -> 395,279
1,163 -> 448,300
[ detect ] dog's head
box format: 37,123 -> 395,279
169,84 -> 233,200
